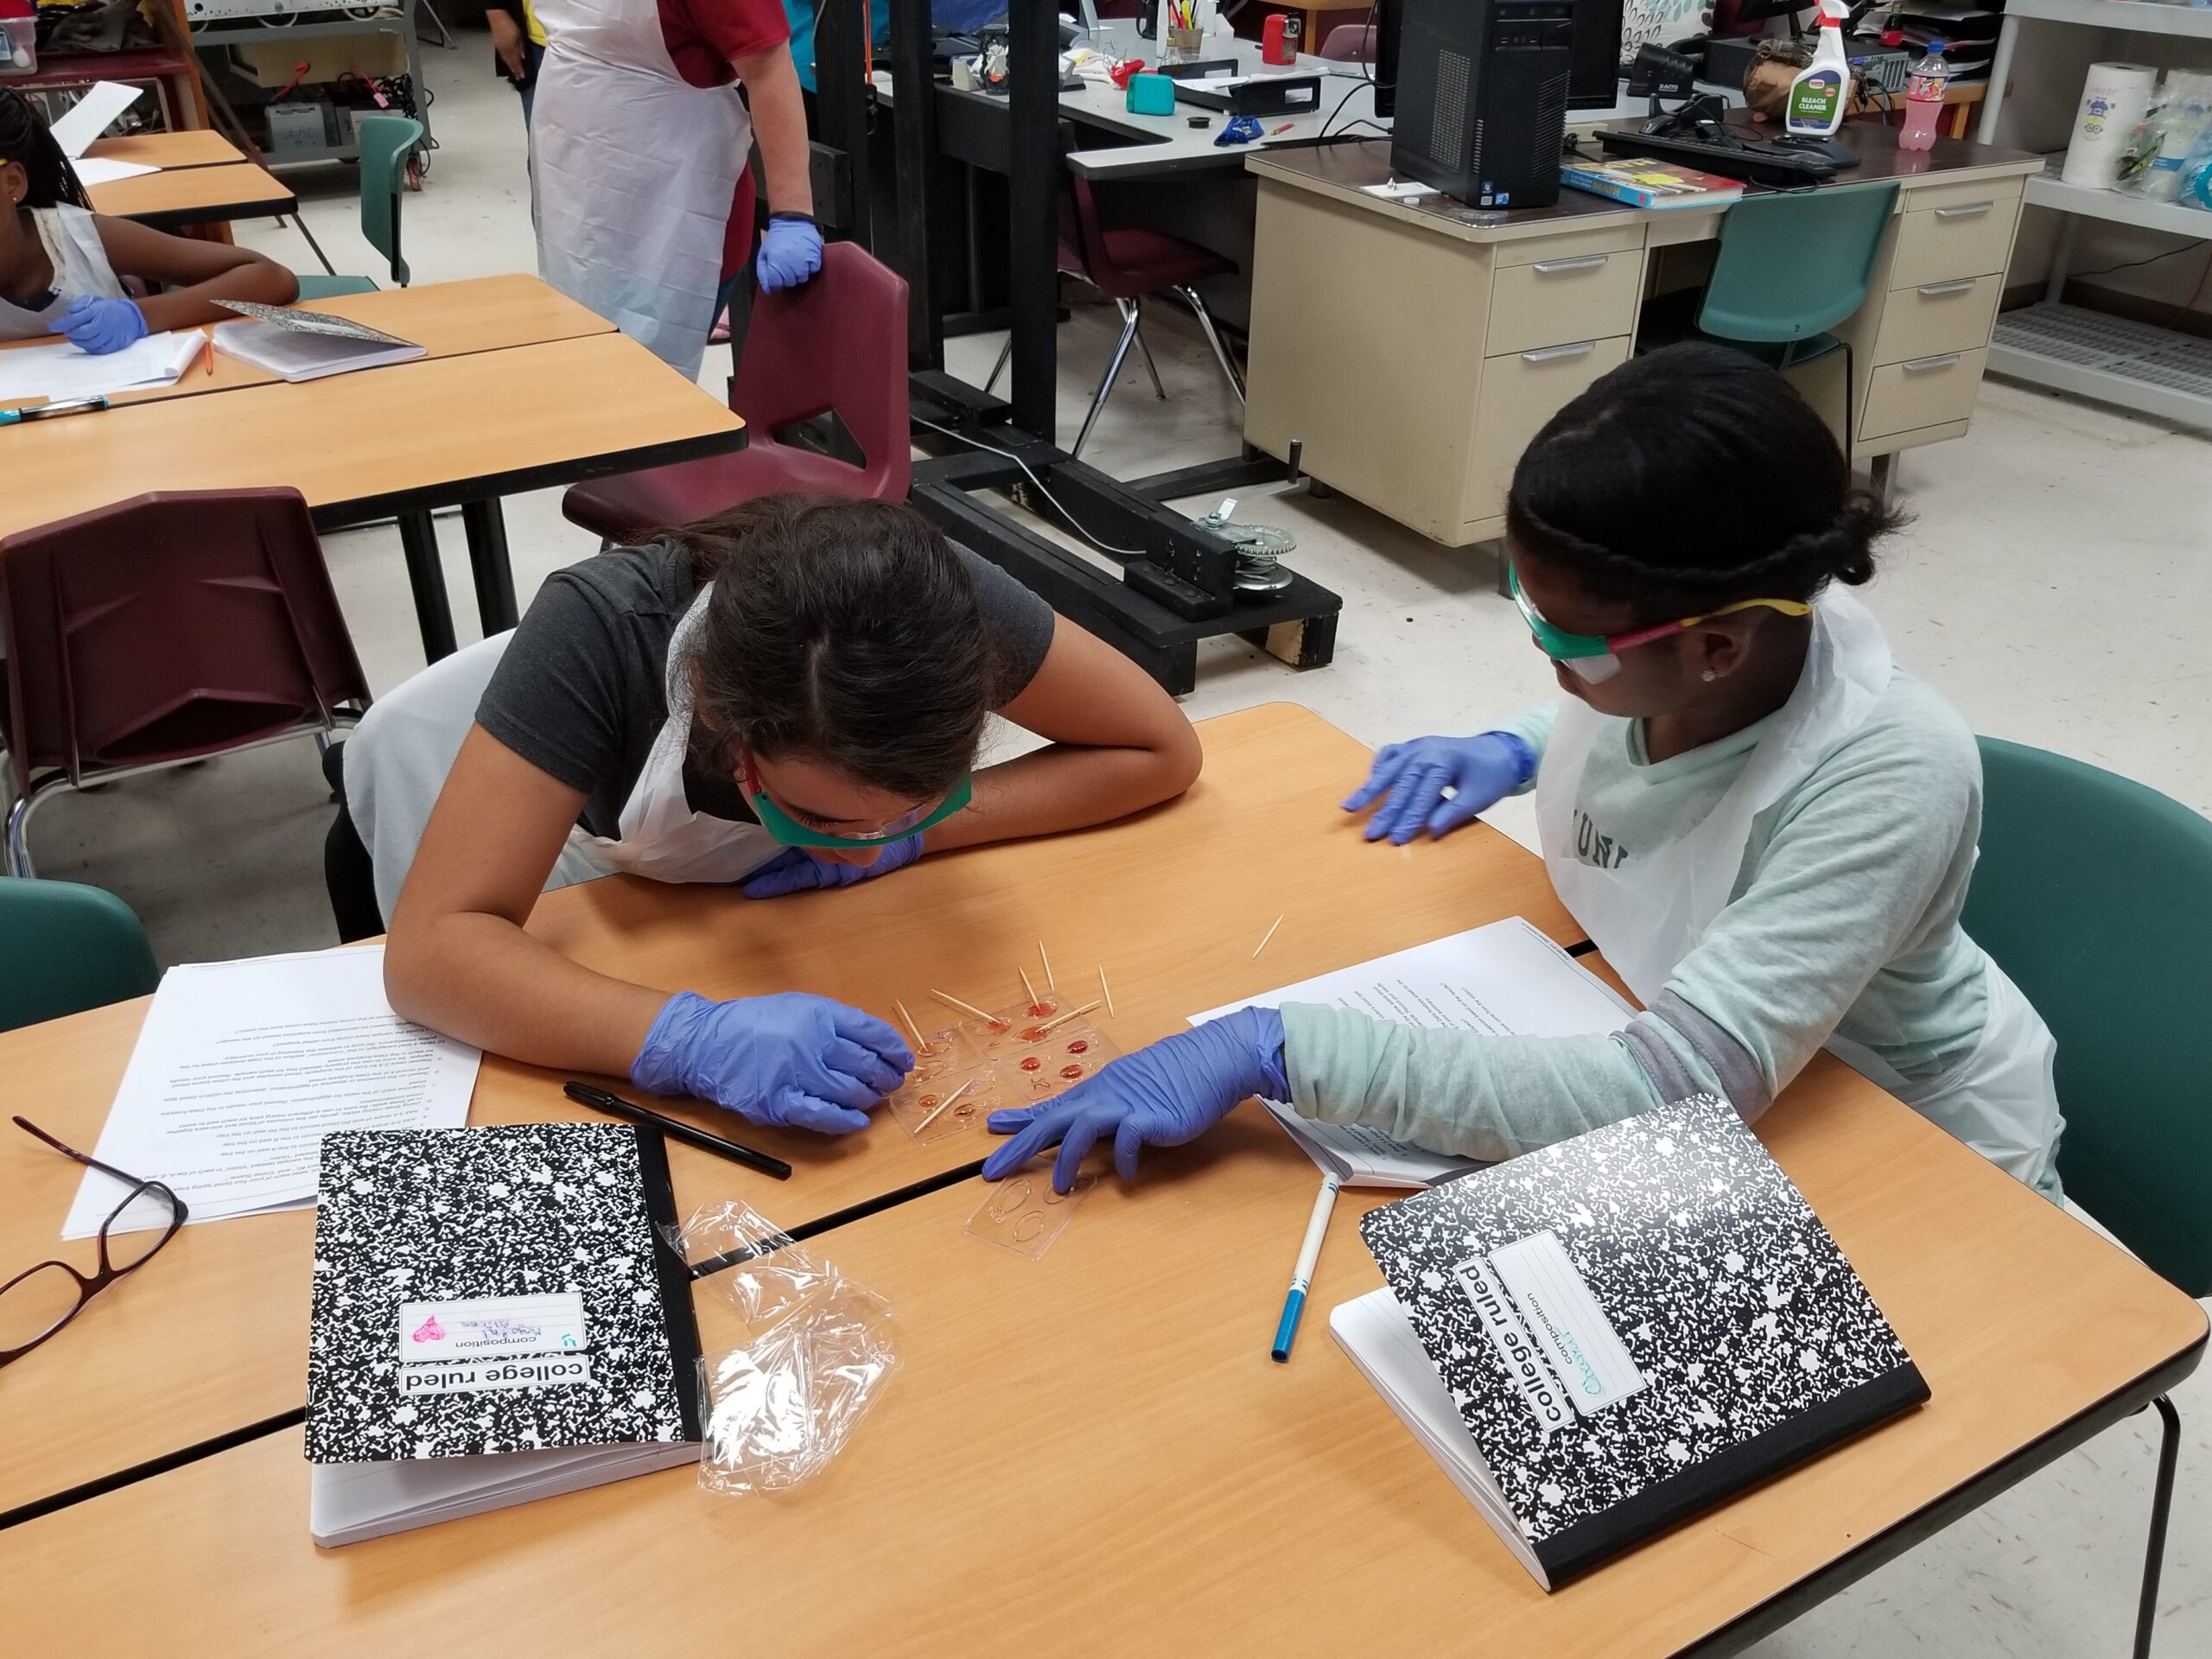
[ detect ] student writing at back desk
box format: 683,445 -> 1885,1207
340,494 -> 1200,1140
0,90 -> 296,354
987,345 -> 2066,1202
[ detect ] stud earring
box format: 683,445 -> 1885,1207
1700,669 -> 1719,683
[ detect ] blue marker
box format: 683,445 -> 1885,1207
1271,1172 -> 1342,1362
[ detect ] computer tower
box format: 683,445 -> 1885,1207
1389,0 -> 1576,211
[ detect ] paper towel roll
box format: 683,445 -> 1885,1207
2062,63 -> 2158,189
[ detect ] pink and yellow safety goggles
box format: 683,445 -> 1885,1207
1510,567 -> 1810,683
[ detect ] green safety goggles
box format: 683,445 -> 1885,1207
741,753 -> 974,850
1510,566 -> 1810,683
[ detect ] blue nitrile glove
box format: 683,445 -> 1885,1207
631,989 -> 914,1135
1342,731 -> 1535,846
755,213 -> 823,293
57,295 -> 149,355
982,1006 -> 1288,1192
1214,114 -> 1264,147
738,835 -> 922,899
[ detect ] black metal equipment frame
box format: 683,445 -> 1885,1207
813,0 -> 1340,696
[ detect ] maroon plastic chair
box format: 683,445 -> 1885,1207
0,489 -> 371,877
987,175 -> 1243,458
1319,23 -> 1376,60
563,242 -> 913,543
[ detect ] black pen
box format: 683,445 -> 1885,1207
563,1082 -> 793,1180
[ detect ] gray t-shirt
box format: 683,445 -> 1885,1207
476,539 -> 1056,837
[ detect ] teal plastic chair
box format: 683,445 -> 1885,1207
0,877 -> 158,1033
295,115 -> 423,300
1961,736 -> 2212,1658
1642,182 -> 1899,452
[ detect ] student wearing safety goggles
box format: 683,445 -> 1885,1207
986,344 -> 2064,1201
342,494 -> 1199,1136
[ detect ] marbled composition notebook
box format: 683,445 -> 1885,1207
304,1122 -> 702,1541
1345,1093 -> 1927,1587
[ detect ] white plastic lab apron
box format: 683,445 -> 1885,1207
529,0 -> 749,379
0,206 -> 124,340
346,588 -> 778,918
585,584 -> 783,883
1534,589 -> 2063,1189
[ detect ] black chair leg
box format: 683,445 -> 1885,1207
2134,1395 -> 2182,1659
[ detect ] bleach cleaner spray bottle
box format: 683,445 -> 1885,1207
1786,2 -> 1853,138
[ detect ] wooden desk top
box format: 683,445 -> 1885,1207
0,330 -> 742,539
84,130 -> 246,168
0,704 -> 1575,1518
3,1051 -> 2199,1655
0,276 -> 616,412
1248,123 -> 2045,245
84,162 -> 295,227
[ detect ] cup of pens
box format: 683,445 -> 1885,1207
1162,0 -> 1203,61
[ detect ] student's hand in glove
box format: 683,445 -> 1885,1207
57,295 -> 149,355
755,213 -> 823,293
982,1007 -> 1288,1192
630,990 -> 913,1135
1341,732 -> 1535,845
738,836 -> 922,899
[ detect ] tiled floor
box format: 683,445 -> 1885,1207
22,41 -> 2210,1653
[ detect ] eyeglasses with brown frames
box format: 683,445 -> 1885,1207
0,1116 -> 188,1368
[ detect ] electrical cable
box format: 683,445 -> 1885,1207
1318,0 -> 1379,139
910,413 -> 1147,556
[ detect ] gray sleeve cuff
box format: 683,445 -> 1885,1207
1618,990 -> 1773,1122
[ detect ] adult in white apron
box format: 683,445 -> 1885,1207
346,592 -> 779,920
530,0 -> 748,378
1535,588 -> 2063,1190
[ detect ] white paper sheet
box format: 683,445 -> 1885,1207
0,332 -> 204,403
63,945 -> 481,1239
1192,917 -> 1636,1185
70,156 -> 159,187
50,83 -> 146,158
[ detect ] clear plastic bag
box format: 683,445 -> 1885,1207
671,1199 -> 900,1495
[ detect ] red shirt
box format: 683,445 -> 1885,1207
657,0 -> 791,276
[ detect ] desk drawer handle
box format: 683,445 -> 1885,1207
1522,340 -> 1598,362
1903,353 -> 1962,373
1917,278 -> 1978,296
1532,254 -> 1609,274
1934,201 -> 1993,219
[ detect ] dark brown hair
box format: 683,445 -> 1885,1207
660,494 -> 1001,800
1506,342 -> 1905,619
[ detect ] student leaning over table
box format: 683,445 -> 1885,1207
345,493 -> 1200,1136
985,344 -> 2066,1202
0,89 -> 296,349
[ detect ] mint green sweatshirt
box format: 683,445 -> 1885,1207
1282,669 -> 2031,1177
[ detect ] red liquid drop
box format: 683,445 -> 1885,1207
1060,1064 -> 1084,1079
918,1095 -> 939,1109
1019,1027 -> 1049,1043
1027,1001 -> 1054,1019
1020,1056 -> 1043,1071
1065,1039 -> 1090,1055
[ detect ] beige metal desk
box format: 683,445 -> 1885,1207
1244,125 -> 2044,548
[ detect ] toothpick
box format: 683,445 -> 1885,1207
1037,997 -> 1103,1033
895,998 -> 928,1049
1039,941 -> 1056,988
1252,913 -> 1286,959
931,988 -> 1000,1024
1020,965 -> 1040,1004
916,1077 -> 975,1131
1098,964 -> 1115,1018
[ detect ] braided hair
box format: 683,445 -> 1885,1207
1505,342 -> 1904,620
0,89 -> 91,211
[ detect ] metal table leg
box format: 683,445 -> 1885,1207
461,498 -> 519,636
397,509 -> 458,662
